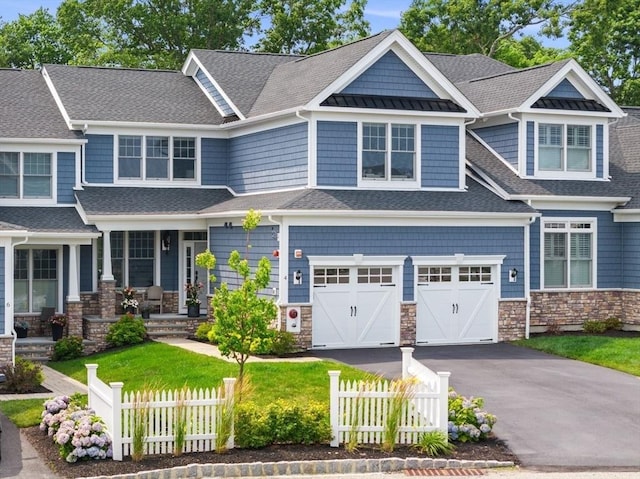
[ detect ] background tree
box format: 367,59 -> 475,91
255,0 -> 370,54
569,0 -> 640,105
399,0 -> 571,59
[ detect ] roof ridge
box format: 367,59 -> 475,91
464,58 -> 571,84
44,64 -> 179,74
290,29 -> 396,64
193,49 -> 304,59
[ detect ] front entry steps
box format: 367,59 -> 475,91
143,315 -> 194,339
15,338 -> 96,363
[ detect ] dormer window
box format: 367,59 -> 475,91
538,124 -> 591,172
361,122 -> 416,185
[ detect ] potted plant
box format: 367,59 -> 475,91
139,301 -> 152,319
185,282 -> 203,317
121,286 -> 139,314
49,314 -> 68,341
15,321 -> 29,338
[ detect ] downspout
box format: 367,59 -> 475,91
525,216 -> 536,339
295,110 -> 313,187
267,215 -> 284,306
9,236 -> 30,366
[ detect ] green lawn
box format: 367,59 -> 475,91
513,335 -> 640,376
0,341 -> 370,427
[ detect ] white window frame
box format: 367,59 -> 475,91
540,218 -> 597,290
0,150 -> 56,203
358,122 -> 419,188
106,231 -> 157,288
116,134 -> 198,183
534,118 -> 598,179
13,246 -> 63,314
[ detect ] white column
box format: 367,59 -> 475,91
102,230 -> 114,280
67,244 -> 80,301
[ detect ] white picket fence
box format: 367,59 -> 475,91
86,364 -> 235,461
328,347 -> 450,447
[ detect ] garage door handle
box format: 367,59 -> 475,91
354,306 -> 357,316
452,303 -> 459,314
350,306 -> 353,316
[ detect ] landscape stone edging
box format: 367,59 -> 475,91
80,458 -> 515,479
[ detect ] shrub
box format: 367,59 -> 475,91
53,408 -> 112,462
40,395 -> 73,436
268,330 -> 297,356
604,317 -> 622,331
414,430 -> 455,457
194,321 -> 215,341
52,336 -> 84,361
448,389 -> 496,443
106,313 -> 147,347
235,400 -> 331,448
0,357 -> 44,393
583,319 -> 607,334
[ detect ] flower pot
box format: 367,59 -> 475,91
15,326 -> 28,339
187,304 -> 200,318
141,310 -> 150,319
126,306 -> 137,315
52,324 -> 64,341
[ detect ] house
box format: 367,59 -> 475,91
1,29 -> 638,365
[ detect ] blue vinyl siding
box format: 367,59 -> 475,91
529,211 -> 622,290
341,51 -> 437,99
622,223 -> 640,289
474,123 -> 519,168
547,79 -> 584,99
288,226 -> 525,303
57,152 -> 76,203
228,123 -> 308,194
85,134 -> 114,183
80,245 -> 93,292
421,125 -> 460,188
0,248 -> 4,334
195,69 -> 235,116
209,225 -> 279,295
160,230 -> 179,291
317,121 -> 358,187
201,138 -> 229,186
526,121 -> 535,176
596,124 -> 604,178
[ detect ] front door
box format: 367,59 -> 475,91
181,239 -> 208,314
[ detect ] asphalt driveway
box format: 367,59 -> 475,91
311,343 -> 640,469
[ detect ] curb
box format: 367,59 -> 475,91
81,458 -> 515,479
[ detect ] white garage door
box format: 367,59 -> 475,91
416,265 -> 497,345
312,266 -> 399,349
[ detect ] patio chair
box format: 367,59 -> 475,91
146,285 -> 163,314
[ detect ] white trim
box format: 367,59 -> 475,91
518,197 -> 629,211
189,56 -> 245,120
41,66 -> 74,130
466,129 -> 520,176
0,138 -> 85,146
307,255 -> 407,267
411,254 -> 505,266
12,245 -> 64,315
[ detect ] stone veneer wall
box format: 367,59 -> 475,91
620,291 -> 640,329
81,292 -> 100,316
83,317 -> 118,354
0,337 -> 12,367
529,290 -> 623,332
279,305 -> 312,350
498,300 -> 527,341
400,303 -> 416,345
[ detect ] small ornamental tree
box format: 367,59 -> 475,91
196,209 -> 277,383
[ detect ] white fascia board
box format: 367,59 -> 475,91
188,54 -> 245,121
465,164 -> 512,200
74,201 -> 89,225
90,216 -> 208,231
308,255 -> 407,267
522,60 -> 625,117
226,115 -> 307,138
311,105 -> 471,120
72,120 -> 224,135
613,210 -> 640,222
0,138 -> 86,146
311,110 -> 466,125
181,50 -> 200,76
412,254 -> 506,266
41,66 -> 74,130
517,196 -> 631,211
0,230 -> 29,238
305,31 -> 480,118
466,130 -> 520,175
24,232 -> 98,244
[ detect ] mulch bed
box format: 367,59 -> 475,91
23,426 -> 518,479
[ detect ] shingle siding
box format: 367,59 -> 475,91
623,223 -> 640,288
422,125 -> 460,188
160,231 -> 179,291
57,152 -> 76,203
79,244 -> 93,292
341,50 -> 437,99
547,79 -> 584,99
526,121 -> 535,176
596,124 -> 604,178
202,138 -> 229,186
85,134 -> 114,184
288,226 -> 525,303
228,123 -> 308,194
317,121 -> 358,187
474,123 -> 519,168
530,211 -> 622,290
195,68 -> 235,117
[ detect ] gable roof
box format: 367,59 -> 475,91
0,69 -> 81,140
608,112 -> 640,210
423,53 -> 516,83
43,64 -> 224,126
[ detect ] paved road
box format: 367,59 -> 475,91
312,343 -> 640,469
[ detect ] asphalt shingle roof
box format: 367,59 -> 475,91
423,53 -> 516,83
0,207 -> 97,233
75,187 -> 233,215
200,178 -> 535,215
44,65 -> 223,125
0,69 -> 81,140
609,112 -> 640,209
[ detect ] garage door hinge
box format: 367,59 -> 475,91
481,282 -> 494,285
380,283 -> 396,287
379,342 -> 395,345
312,344 -> 326,348
480,338 -> 493,342
314,285 -> 327,288
416,341 -> 429,345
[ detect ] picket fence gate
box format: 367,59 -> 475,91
86,364 -> 235,461
328,347 -> 450,447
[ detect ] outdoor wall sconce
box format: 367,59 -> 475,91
162,232 -> 171,254
224,222 -> 233,229
509,268 -> 518,283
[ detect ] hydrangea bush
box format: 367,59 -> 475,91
40,395 -> 113,463
447,389 -> 496,442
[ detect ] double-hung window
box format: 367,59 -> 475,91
543,220 -> 594,289
14,248 -> 58,313
0,152 -> 52,198
106,231 -> 155,288
118,135 -> 196,181
361,122 -> 415,182
538,124 -> 591,172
